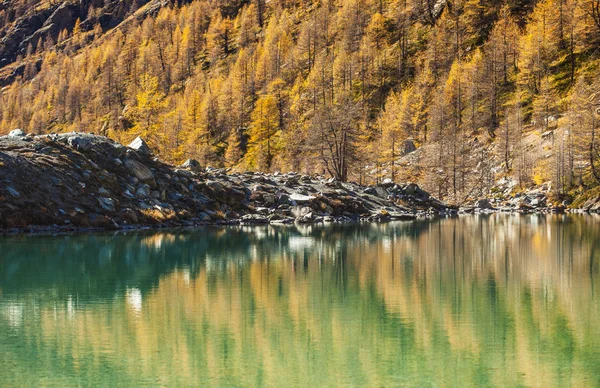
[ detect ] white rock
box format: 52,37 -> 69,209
290,193 -> 315,203
8,129 -> 25,137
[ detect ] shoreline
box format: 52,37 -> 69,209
1,132 -> 598,237
2,208 -> 596,236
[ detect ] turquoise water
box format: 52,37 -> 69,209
1,215 -> 600,387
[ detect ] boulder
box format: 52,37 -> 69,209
262,193 -> 277,205
198,212 -> 212,221
122,209 -> 139,224
240,214 -> 269,225
136,184 -> 151,198
364,187 -> 377,196
277,193 -> 293,205
296,213 -> 316,224
475,199 -> 493,210
402,139 -> 417,155
97,197 -> 115,212
290,193 -> 315,203
67,135 -> 93,152
206,180 -> 225,194
128,137 -> 151,155
8,129 -> 25,137
124,159 -> 156,188
98,187 -> 110,196
403,183 -> 431,199
180,159 -> 202,172
88,213 -> 111,228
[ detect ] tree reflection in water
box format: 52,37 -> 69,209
0,214 -> 599,387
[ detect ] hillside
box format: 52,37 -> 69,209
1,0 -> 600,205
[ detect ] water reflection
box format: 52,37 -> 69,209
1,215 -> 600,386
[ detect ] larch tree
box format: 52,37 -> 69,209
246,94 -> 280,170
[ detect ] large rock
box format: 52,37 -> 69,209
240,214 -> 269,225
67,135 -> 93,152
128,137 -> 151,155
97,197 -> 115,212
124,159 -> 156,188
402,139 -> 417,155
180,159 -> 202,172
475,199 -> 493,210
206,180 -> 225,194
8,129 -> 26,138
290,193 -> 315,203
403,183 -> 430,199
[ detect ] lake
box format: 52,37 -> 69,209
1,215 -> 599,387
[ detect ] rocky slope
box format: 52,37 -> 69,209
0,131 -> 449,233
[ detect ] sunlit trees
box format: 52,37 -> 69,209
379,89 -> 412,181
246,94 -> 280,170
4,0 -> 600,198
129,74 -> 167,149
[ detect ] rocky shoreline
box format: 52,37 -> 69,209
0,132 -> 452,234
1,131 -> 598,235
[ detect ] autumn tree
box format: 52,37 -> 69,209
246,94 -> 280,170
129,74 -> 167,149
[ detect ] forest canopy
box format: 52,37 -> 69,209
1,0 -> 600,203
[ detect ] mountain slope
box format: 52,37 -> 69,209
1,0 -> 599,205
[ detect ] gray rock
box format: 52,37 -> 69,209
402,139 -> 417,155
122,209 -> 139,224
198,212 -> 212,221
290,193 -> 315,203
97,197 -> 115,212
98,187 -> 110,196
277,193 -> 293,205
67,135 -> 93,152
174,168 -> 195,178
269,217 -> 295,225
240,214 -> 269,225
475,199 -> 493,210
206,180 -> 225,194
374,186 -> 389,198
136,184 -> 150,197
296,211 -> 316,224
180,159 -> 202,172
128,137 -> 151,155
263,193 -> 277,205
124,159 -> 156,187
6,186 -> 20,198
364,187 -> 377,195
403,183 -> 430,199
8,129 -> 26,137
123,189 -> 135,199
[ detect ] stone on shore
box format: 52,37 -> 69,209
8,129 -> 26,138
